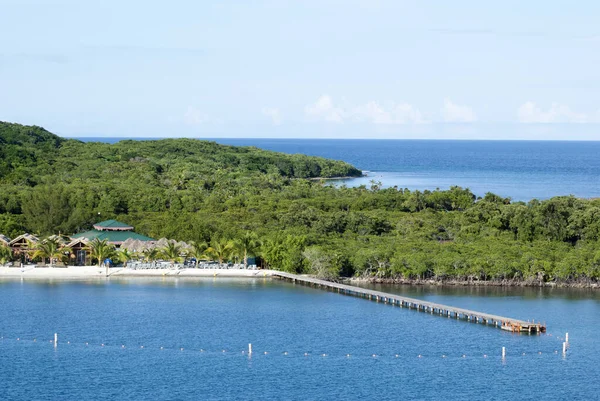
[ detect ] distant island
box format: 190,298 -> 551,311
0,121 -> 598,287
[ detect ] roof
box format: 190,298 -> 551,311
46,234 -> 68,245
9,233 -> 39,246
66,238 -> 89,248
71,229 -> 154,244
93,220 -> 134,231
0,234 -> 10,244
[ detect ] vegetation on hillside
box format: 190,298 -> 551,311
1,121 -> 600,285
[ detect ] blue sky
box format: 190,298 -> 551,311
1,0 -> 600,139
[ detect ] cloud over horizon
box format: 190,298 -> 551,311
442,99 -> 477,123
517,102 -> 588,123
305,95 -> 426,125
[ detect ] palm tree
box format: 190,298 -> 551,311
234,232 -> 261,268
188,240 -> 208,268
0,244 -> 12,265
32,238 -> 69,267
160,241 -> 183,268
143,247 -> 160,263
205,238 -> 234,264
86,238 -> 116,276
117,248 -> 135,268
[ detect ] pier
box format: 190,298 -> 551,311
272,272 -> 546,334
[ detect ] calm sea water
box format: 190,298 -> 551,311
0,278 -> 598,400
78,138 -> 600,201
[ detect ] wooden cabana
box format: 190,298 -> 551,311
66,238 -> 90,266
9,233 -> 39,264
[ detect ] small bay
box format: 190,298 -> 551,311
0,278 -> 597,400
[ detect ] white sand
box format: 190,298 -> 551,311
0,266 -> 275,279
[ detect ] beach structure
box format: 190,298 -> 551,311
67,220 -> 154,266
66,238 -> 90,266
71,220 -> 154,248
9,233 -> 39,264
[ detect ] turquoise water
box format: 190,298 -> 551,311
0,278 -> 598,400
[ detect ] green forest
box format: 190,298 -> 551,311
1,121 -> 600,284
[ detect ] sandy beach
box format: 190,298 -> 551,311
0,266 -> 275,279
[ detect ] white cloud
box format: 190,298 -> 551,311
442,99 -> 477,122
184,106 -> 208,125
517,101 -> 587,123
261,107 -> 282,125
305,95 -> 425,124
353,101 -> 425,124
305,95 -> 345,123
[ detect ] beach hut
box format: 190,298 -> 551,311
9,233 -> 39,264
66,238 -> 90,266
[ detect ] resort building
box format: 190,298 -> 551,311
0,234 -> 10,247
68,220 -> 154,266
71,220 -> 154,248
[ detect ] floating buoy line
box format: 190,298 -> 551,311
0,333 -> 572,361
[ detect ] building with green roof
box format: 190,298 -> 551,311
71,220 -> 154,247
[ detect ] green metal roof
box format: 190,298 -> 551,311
71,229 -> 154,243
93,219 -> 134,230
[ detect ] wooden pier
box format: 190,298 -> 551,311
272,272 -> 546,334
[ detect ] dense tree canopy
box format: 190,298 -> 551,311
1,121 -> 599,284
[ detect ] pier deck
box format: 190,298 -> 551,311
272,271 -> 545,333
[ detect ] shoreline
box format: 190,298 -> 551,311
2,266 -> 598,288
0,266 -> 275,280
346,277 -> 600,289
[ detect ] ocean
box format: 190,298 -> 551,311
0,278 -> 597,401
76,138 -> 600,201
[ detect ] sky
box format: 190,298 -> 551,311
1,0 -> 600,139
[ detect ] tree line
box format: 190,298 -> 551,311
1,121 -> 600,284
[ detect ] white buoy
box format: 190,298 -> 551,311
54,333 -> 57,347
565,332 -> 569,343
502,347 -> 506,358
248,343 -> 253,355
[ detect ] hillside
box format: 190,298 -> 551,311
1,121 -> 599,284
